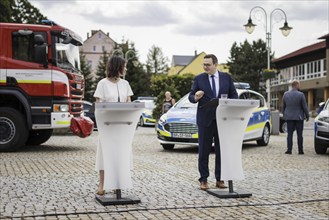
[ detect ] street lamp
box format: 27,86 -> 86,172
244,6 -> 292,103
112,48 -> 136,62
112,48 -> 137,78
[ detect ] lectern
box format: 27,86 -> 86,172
94,102 -> 144,205
206,99 -> 259,198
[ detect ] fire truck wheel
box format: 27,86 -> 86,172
26,129 -> 53,146
0,107 -> 29,152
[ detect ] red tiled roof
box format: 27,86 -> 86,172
273,41 -> 325,63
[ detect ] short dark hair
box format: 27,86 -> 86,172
106,56 -> 126,78
204,54 -> 218,64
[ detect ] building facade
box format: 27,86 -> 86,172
79,30 -> 117,77
270,34 -> 329,114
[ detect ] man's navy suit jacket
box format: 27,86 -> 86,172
188,71 -> 238,127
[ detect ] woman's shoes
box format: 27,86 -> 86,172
96,190 -> 105,195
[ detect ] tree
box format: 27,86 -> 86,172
94,51 -> 109,86
12,0 -> 47,23
227,39 -> 272,95
146,45 -> 169,74
0,0 -> 14,22
115,40 -> 151,100
1,0 -> 47,23
150,74 -> 194,119
80,54 -> 95,102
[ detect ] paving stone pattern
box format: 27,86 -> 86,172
0,120 -> 328,219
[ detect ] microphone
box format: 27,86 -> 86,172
116,83 -> 120,102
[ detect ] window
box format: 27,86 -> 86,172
87,60 -> 92,67
102,46 -> 105,52
12,32 -> 47,64
93,45 -> 96,51
239,91 -> 264,107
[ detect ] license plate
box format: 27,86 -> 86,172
172,133 -> 192,138
76,83 -> 81,89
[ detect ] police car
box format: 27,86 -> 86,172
134,97 -> 157,127
314,98 -> 329,154
157,86 -> 271,150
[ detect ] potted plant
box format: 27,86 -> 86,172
262,69 -> 277,79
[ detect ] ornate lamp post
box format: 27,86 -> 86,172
112,48 -> 137,79
244,6 -> 292,103
112,48 -> 136,62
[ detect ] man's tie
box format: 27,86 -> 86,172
211,75 -> 217,98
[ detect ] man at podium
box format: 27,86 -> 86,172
188,54 -> 238,190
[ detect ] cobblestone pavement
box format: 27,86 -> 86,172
0,119 -> 328,219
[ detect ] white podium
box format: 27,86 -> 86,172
94,102 -> 144,205
206,99 -> 259,198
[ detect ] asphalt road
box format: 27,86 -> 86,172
0,121 -> 328,219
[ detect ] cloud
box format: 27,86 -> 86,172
284,1 -> 328,21
80,2 -> 178,27
174,15 -> 242,36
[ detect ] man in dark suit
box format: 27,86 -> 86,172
188,54 -> 238,190
282,80 -> 309,155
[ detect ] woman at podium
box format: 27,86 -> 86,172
93,56 -> 133,195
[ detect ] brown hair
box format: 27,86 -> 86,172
204,54 -> 218,65
106,56 -> 126,78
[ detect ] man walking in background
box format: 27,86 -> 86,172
282,80 -> 309,155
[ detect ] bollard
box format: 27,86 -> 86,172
271,111 -> 280,135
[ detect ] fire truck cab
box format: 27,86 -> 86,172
0,21 -> 85,151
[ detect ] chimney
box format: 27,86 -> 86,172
194,50 -> 197,56
91,30 -> 97,36
107,32 -> 109,36
87,33 -> 89,39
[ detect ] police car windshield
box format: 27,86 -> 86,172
175,94 -> 197,109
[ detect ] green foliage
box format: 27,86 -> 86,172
0,0 -> 14,22
146,45 -> 169,74
94,51 -> 109,85
227,39 -> 272,96
2,0 -> 47,23
80,54 -> 95,102
150,74 -> 194,119
119,41 -> 151,100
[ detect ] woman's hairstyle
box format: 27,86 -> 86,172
106,56 -> 126,78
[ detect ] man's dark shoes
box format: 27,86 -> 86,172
285,151 -> 292,154
216,181 -> 228,189
200,181 -> 209,190
298,151 -> 304,155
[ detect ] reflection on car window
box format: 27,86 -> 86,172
239,91 -> 264,107
176,95 -> 197,108
134,100 -> 155,110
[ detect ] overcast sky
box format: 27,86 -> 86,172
30,0 -> 328,64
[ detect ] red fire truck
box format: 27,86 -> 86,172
0,21 -> 85,151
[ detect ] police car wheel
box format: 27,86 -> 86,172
139,117 -> 144,127
257,124 -> 270,146
280,121 -> 287,133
